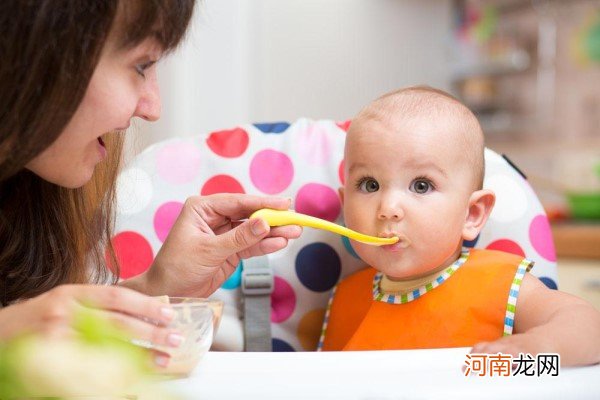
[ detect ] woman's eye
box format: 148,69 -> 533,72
359,179 -> 380,193
410,179 -> 432,194
135,60 -> 156,78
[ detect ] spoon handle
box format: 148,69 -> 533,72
250,209 -> 398,246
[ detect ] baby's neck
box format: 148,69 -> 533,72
380,247 -> 463,294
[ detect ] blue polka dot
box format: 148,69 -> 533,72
272,338 -> 295,352
253,122 -> 290,134
295,242 -> 341,292
221,261 -> 242,289
463,234 -> 480,248
539,277 -> 558,290
341,236 -> 361,259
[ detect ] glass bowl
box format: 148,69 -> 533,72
155,297 -> 224,376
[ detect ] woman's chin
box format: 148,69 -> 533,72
53,167 -> 95,189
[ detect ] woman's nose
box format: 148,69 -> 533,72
134,69 -> 161,122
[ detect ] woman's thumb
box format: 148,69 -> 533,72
216,218 -> 270,254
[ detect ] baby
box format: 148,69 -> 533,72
319,86 -> 600,366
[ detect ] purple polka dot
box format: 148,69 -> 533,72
272,338 -> 295,352
250,150 -> 294,194
295,183 -> 341,222
529,215 -> 557,262
153,201 -> 183,242
296,243 -> 341,292
156,142 -> 201,184
463,234 -> 480,248
539,277 -> 558,290
295,123 -> 333,166
271,276 -> 296,323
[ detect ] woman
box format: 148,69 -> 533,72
0,0 -> 300,367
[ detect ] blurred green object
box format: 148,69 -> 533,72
585,13 -> 600,62
567,192 -> 600,220
473,5 -> 498,43
0,308 -> 173,399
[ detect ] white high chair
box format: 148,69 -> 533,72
113,118 -> 558,352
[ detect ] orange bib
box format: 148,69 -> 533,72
320,249 -> 531,351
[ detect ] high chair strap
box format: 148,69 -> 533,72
242,256 -> 274,351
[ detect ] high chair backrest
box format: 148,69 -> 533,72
113,118 -> 558,352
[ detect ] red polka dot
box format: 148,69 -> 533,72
338,159 -> 345,185
485,239 -> 526,258
336,120 -> 351,132
295,183 -> 341,222
154,202 -> 184,243
201,174 -> 245,196
206,127 -> 249,158
107,231 -> 154,279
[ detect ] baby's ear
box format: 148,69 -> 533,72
462,189 -> 495,241
338,187 -> 345,205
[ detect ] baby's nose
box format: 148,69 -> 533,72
377,201 -> 404,220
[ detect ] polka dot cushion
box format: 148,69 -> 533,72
112,118 -> 558,352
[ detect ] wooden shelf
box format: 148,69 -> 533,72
552,223 -> 600,259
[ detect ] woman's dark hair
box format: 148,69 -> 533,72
0,0 -> 195,306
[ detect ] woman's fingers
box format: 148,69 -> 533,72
90,308 -> 183,350
151,349 -> 173,369
237,237 -> 290,259
66,285 -> 175,327
190,194 -> 292,222
268,225 -> 302,239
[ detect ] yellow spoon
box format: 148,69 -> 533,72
250,208 -> 399,246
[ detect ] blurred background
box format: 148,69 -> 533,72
133,0 -> 600,308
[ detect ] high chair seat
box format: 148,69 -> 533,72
113,118 -> 558,352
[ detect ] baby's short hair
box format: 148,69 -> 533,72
356,85 -> 485,190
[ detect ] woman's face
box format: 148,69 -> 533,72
25,37 -> 163,188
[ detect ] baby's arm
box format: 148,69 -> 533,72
471,273 -> 600,366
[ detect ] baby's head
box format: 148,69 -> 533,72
341,86 -> 495,279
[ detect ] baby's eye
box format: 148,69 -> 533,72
358,178 -> 380,193
410,179 -> 433,194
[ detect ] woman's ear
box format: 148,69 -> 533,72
463,189 -> 495,241
338,187 -> 345,205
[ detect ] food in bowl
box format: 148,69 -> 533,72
154,297 -> 224,376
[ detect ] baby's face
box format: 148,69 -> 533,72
342,112 -> 476,279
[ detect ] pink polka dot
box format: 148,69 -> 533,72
336,120 -> 351,132
295,183 -> 341,222
206,127 -> 249,158
156,142 -> 201,184
154,201 -> 184,242
338,159 -> 345,185
271,276 -> 296,323
295,124 -> 333,166
201,175 -> 245,196
107,231 -> 154,279
529,215 -> 557,262
486,239 -> 526,258
250,149 -> 294,194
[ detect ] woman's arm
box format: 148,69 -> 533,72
121,194 -> 302,297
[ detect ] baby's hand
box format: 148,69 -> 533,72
471,333 -> 558,359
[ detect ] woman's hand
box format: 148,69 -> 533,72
0,284 -> 180,367
137,194 -> 302,297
